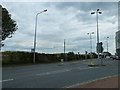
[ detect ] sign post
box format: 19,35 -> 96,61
96,42 -> 104,65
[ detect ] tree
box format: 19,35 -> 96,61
67,52 -> 75,60
1,6 -> 18,46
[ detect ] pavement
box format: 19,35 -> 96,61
72,75 -> 119,88
2,58 -> 119,88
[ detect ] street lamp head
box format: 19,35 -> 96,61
37,10 -> 47,15
99,12 -> 102,14
87,33 -> 90,35
97,9 -> 99,11
91,12 -> 95,14
92,32 -> 94,34
44,9 -> 47,12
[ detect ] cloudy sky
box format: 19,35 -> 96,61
1,1 -> 118,54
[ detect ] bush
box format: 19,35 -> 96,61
2,51 -> 96,66
2,51 -> 33,65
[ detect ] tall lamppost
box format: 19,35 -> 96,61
105,36 -> 109,52
33,9 -> 47,63
106,36 -> 109,52
64,39 -> 66,61
91,9 -> 102,59
87,32 -> 94,53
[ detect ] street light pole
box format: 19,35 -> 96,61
87,32 -> 94,53
91,9 -> 102,60
87,32 -> 94,58
33,10 -> 47,63
96,9 -> 99,44
106,36 -> 109,52
64,39 -> 66,61
104,36 -> 109,52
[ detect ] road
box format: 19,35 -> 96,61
2,58 -> 118,88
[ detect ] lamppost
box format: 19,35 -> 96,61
33,9 -> 47,63
64,39 -> 66,61
91,9 -> 102,59
105,36 -> 109,52
87,32 -> 94,53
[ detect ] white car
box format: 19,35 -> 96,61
106,56 -> 110,59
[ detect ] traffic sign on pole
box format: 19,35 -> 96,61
96,42 -> 104,53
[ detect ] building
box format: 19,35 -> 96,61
116,31 -> 120,59
115,1 -> 120,59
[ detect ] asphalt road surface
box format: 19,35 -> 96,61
2,58 -> 118,88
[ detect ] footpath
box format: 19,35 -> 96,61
73,75 -> 119,88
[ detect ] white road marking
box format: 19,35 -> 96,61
36,67 -> 99,76
0,79 -> 14,83
64,75 -> 118,88
36,69 -> 68,76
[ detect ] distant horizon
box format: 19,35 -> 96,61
2,50 -> 115,55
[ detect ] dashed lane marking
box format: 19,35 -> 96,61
0,79 -> 14,83
36,67 -> 99,76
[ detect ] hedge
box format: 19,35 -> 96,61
2,51 -> 96,65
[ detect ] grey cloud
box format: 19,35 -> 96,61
68,37 -> 89,42
53,2 -> 117,12
2,2 -> 117,54
53,2 -> 117,22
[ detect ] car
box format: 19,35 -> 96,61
110,55 -> 120,60
106,56 -> 115,60
115,56 -> 120,60
106,56 -> 110,59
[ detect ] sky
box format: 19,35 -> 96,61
1,1 -> 118,54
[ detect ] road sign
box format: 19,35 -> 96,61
96,42 -> 104,53
31,48 -> 35,52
